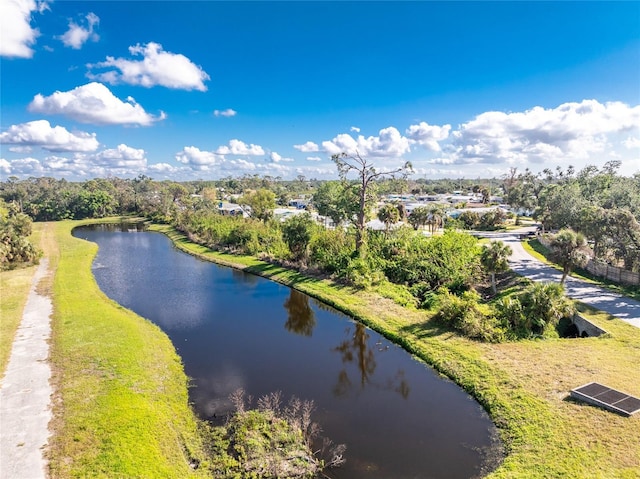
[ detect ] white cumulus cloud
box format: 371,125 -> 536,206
623,137 -> 640,149
270,152 -> 294,163
295,165 -> 337,177
293,141 -> 319,152
0,157 -> 43,175
0,0 -> 47,58
91,144 -> 146,168
2,143 -> 148,178
306,156 -> 322,162
148,162 -> 182,174
451,99 -> 640,166
214,108 -> 237,117
9,146 -> 33,153
0,158 -> 11,175
0,120 -> 99,152
322,126 -> 412,158
406,121 -> 451,151
175,146 -> 224,169
172,145 -> 295,176
215,139 -> 265,156
58,12 -> 99,49
237,161 -> 290,175
28,82 -> 165,125
87,42 -> 210,91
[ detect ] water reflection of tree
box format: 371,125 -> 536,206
232,268 -> 259,286
283,289 -> 316,337
333,323 -> 410,400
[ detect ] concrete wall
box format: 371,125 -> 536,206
572,313 -> 607,337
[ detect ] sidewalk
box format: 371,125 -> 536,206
0,260 -> 53,479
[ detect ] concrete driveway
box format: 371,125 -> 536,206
496,231 -> 640,329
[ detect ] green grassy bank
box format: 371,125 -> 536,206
0,261 -> 38,378
43,220 -> 210,478
155,224 -> 640,478
0,226 -> 43,379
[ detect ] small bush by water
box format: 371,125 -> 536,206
206,389 -> 346,478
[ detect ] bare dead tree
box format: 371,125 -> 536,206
331,151 -> 412,256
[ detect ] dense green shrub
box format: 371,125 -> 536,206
457,210 -> 480,229
478,209 -> 507,230
434,289 -> 505,342
342,256 -> 385,288
178,211 -> 287,258
376,280 -> 419,308
309,228 -> 354,273
381,229 -> 480,293
495,282 -> 575,339
228,220 -> 287,257
455,209 -> 506,231
206,390 -> 345,478
0,200 -> 41,270
409,282 -> 439,309
228,221 -> 261,253
281,213 -> 317,261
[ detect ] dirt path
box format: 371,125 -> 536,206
0,259 -> 53,479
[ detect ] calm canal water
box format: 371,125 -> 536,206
73,225 -> 502,478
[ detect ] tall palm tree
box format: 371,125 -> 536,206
480,240 -> 513,294
427,206 -> 444,235
377,203 -> 400,236
408,205 -> 430,231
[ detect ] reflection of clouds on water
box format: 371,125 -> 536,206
190,363 -> 246,418
150,294 -> 208,331
90,230 -> 213,331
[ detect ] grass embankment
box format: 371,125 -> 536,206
155,224 -> 640,478
41,220 -> 210,478
523,239 -> 640,302
0,222 -> 43,377
0,267 -> 35,376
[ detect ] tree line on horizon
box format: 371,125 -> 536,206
2,159 -> 638,269
1,159 -> 638,340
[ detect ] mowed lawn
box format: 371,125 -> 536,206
39,221 -> 210,478
0,261 -> 38,378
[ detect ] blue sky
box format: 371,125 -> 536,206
1,1 -> 639,181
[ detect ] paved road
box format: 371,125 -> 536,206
483,229 -> 640,329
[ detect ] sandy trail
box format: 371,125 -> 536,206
0,259 -> 53,479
